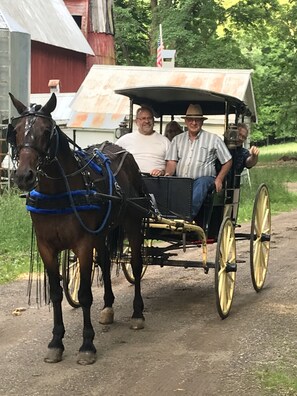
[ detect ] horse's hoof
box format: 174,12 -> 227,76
99,307 -> 114,325
77,351 -> 96,365
130,318 -> 145,330
44,348 -> 63,363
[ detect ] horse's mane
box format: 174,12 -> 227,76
56,125 -> 73,153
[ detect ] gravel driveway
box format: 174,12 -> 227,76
0,210 -> 297,396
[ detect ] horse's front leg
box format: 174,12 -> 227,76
127,221 -> 145,330
76,247 -> 96,365
40,249 -> 65,363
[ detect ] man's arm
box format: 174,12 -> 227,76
215,159 -> 232,192
165,160 -> 177,176
246,146 -> 259,168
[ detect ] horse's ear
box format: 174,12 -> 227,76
9,92 -> 27,115
41,93 -> 57,115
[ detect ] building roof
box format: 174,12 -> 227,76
68,65 -> 257,130
0,0 -> 94,55
0,10 -> 29,33
30,93 -> 75,125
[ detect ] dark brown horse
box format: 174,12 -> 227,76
8,93 -> 148,365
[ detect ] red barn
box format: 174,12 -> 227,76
64,0 -> 115,69
0,0 -> 115,93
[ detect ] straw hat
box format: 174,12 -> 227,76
182,104 -> 208,120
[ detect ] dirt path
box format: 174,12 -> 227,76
0,210 -> 297,396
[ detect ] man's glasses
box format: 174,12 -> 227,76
137,117 -> 153,122
186,118 -> 202,123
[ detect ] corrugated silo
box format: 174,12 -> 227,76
0,10 -> 30,189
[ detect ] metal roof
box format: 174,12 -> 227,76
68,65 -> 257,130
0,0 -> 94,55
0,10 -> 29,33
30,93 -> 75,124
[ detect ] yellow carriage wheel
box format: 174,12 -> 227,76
250,184 -> 271,292
61,249 -> 96,308
121,240 -> 150,284
215,217 -> 237,319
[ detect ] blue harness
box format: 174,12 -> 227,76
26,189 -> 102,214
26,148 -> 116,234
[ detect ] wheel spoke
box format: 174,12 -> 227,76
68,264 -> 80,289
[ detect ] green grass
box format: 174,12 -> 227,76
0,190 -> 32,283
237,143 -> 297,223
257,142 -> 297,163
258,365 -> 297,395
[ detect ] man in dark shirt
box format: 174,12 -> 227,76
235,123 -> 259,174
223,123 -> 259,189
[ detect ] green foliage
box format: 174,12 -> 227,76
114,0 -> 250,68
113,0 -> 297,144
114,0 -> 151,65
226,1 -> 297,143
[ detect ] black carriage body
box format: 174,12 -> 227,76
143,175 -> 227,240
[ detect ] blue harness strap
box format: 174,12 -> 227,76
26,189 -> 101,214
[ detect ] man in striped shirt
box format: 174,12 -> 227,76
165,104 -> 232,219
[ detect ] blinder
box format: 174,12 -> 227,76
6,123 -> 16,147
6,112 -> 58,163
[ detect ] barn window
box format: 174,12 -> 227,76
72,15 -> 82,29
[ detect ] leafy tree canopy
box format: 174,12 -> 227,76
113,0 -> 297,143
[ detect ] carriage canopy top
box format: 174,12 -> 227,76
115,86 -> 249,118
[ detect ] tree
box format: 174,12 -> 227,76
113,0 -> 151,65
227,0 -> 297,142
113,0 -> 297,143
114,0 -> 250,68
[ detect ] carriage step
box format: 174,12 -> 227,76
225,262 -> 237,273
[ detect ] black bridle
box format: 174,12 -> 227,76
7,110 -> 59,165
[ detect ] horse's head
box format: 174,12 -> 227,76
8,93 -> 58,191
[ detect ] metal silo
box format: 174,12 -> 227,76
0,10 -> 30,190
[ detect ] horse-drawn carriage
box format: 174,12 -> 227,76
63,86 -> 271,319
7,86 -> 271,364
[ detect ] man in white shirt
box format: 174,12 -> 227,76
116,106 -> 170,176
